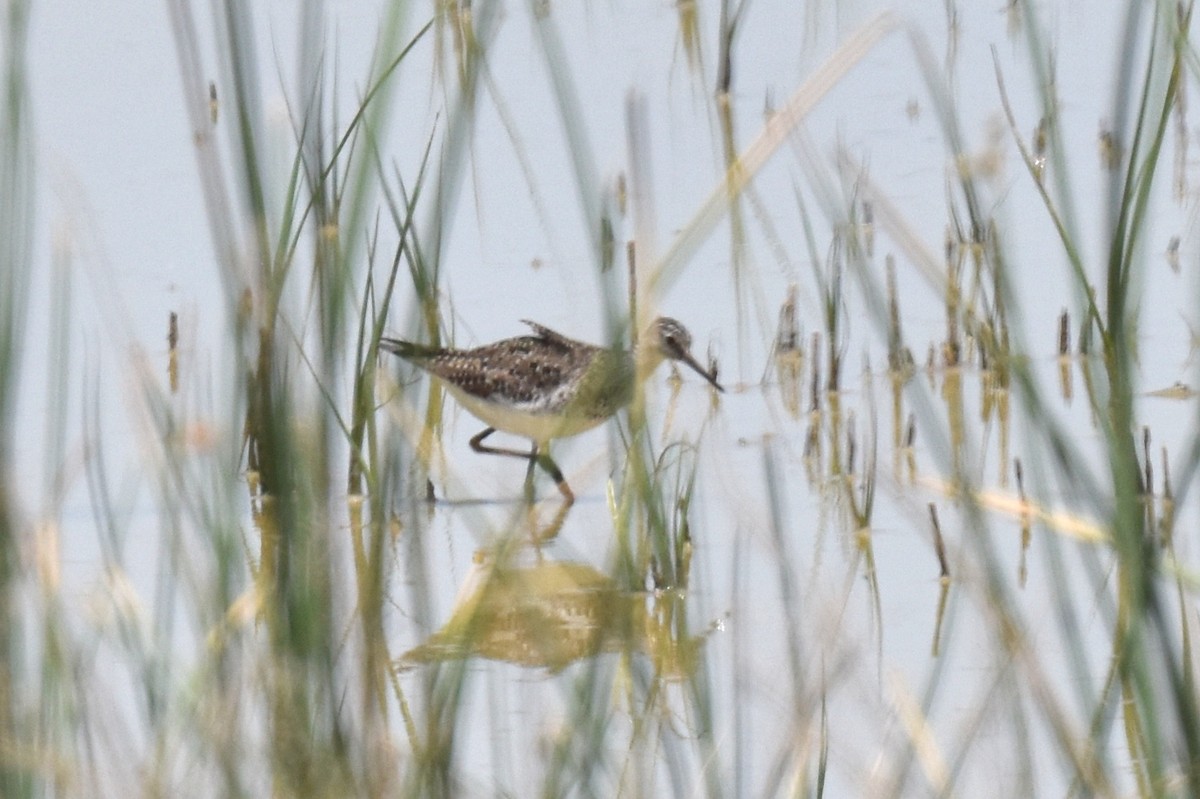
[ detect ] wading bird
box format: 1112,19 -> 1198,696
380,317 -> 723,502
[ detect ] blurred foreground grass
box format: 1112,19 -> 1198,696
3,1 -> 1200,797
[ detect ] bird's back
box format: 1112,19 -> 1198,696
380,326 -> 608,416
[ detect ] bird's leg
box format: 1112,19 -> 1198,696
469,427 -> 535,459
469,428 -> 574,504
536,450 -> 575,504
523,443 -> 538,504
470,427 -> 538,500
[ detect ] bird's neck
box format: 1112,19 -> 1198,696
633,341 -> 666,376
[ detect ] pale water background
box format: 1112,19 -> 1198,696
14,1 -> 1200,795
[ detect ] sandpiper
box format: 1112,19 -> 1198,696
380,317 -> 723,502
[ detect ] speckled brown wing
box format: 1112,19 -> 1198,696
382,324 -> 600,413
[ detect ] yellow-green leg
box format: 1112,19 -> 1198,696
469,428 -> 574,503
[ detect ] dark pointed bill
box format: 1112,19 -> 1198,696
677,350 -> 725,392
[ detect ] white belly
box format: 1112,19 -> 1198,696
446,383 -> 610,445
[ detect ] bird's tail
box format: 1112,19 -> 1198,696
378,338 -> 438,361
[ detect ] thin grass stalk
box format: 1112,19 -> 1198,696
529,2 -> 620,327
993,57 -> 1101,336
1013,0 -> 1087,307
349,131 -> 434,495
0,0 -> 33,793
715,0 -> 760,363
33,234 -> 75,798
167,0 -> 248,316
1100,6 -> 1196,792
761,439 -> 817,787
414,1 -> 499,342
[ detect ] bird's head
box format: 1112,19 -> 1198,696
646,317 -> 724,392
